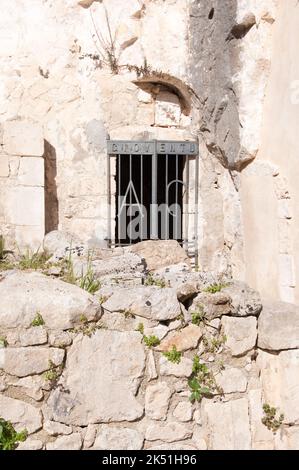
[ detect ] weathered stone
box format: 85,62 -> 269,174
18,157 -> 44,186
147,443 -> 197,450
129,240 -> 190,271
3,346 -> 64,377
12,376 -> 44,401
43,230 -> 84,260
158,325 -> 202,353
147,350 -> 158,381
49,331 -> 72,348
202,398 -> 251,450
145,382 -> 172,420
102,286 -> 181,321
192,426 -> 208,450
84,424 -> 98,449
257,349 -> 299,424
92,252 -> 145,278
145,422 -> 192,442
248,389 -> 274,450
19,327 -> 48,346
159,356 -> 193,378
221,316 -> 257,356
258,301 -> 299,350
0,154 -> 9,177
93,426 -> 144,450
46,433 -> 82,450
0,271 -> 101,330
222,281 -> 262,317
17,439 -> 44,450
3,120 -> 44,156
216,368 -> 248,394
46,330 -> 145,425
191,292 -> 231,320
176,282 -> 199,302
0,395 -> 42,434
173,401 -> 193,422
44,420 -> 72,436
275,427 -> 299,450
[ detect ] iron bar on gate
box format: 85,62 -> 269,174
107,140 -> 199,265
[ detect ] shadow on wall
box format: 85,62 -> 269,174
44,140 -> 59,233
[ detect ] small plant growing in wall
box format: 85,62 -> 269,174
18,248 -> 50,271
143,335 -> 160,348
0,418 -> 27,450
262,404 -> 284,433
136,323 -> 160,348
163,345 -> 182,364
203,283 -> 228,294
188,355 -> 221,403
43,361 -> 63,387
0,335 -> 8,348
191,306 -> 206,326
144,273 -> 167,288
31,312 -> 45,327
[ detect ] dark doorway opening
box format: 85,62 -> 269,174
115,154 -> 185,245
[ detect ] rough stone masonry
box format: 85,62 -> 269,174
0,237 -> 299,450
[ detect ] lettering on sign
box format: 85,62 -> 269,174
108,141 -> 198,155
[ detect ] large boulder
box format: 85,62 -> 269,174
258,301 -> 299,350
0,271 -> 101,330
222,281 -> 262,317
129,240 -> 190,271
45,330 -> 145,426
102,286 -> 181,321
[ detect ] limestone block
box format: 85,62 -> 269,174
93,427 -> 144,450
222,281 -> 262,317
6,186 -> 44,226
46,433 -> 82,450
173,401 -> 193,422
159,356 -> 193,378
0,395 -> 42,434
2,346 -> 64,377
46,330 -> 145,425
258,301 -> 299,350
3,120 -> 44,156
12,376 -> 44,401
248,389 -> 274,450
145,382 -> 172,420
215,367 -> 248,394
147,350 -> 158,381
147,443 -> 197,450
257,349 -> 299,424
155,91 -> 181,127
278,254 -> 296,287
83,424 -> 97,449
129,240 -> 190,271
202,398 -> 251,450
145,422 -> 192,442
17,439 -> 44,450
275,427 -> 299,450
221,316 -> 257,356
157,324 -> 202,352
0,271 -> 101,330
0,154 -> 9,177
18,157 -> 44,186
44,420 -> 72,437
102,286 -> 181,321
19,327 -> 48,346
191,292 -> 231,320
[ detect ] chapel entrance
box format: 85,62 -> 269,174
107,140 -> 199,255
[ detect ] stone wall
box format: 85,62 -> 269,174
240,0 -> 299,304
0,0 -> 247,278
1,241 -> 299,450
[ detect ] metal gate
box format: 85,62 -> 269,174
107,140 -> 199,262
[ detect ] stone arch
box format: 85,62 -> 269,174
133,72 -> 198,116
